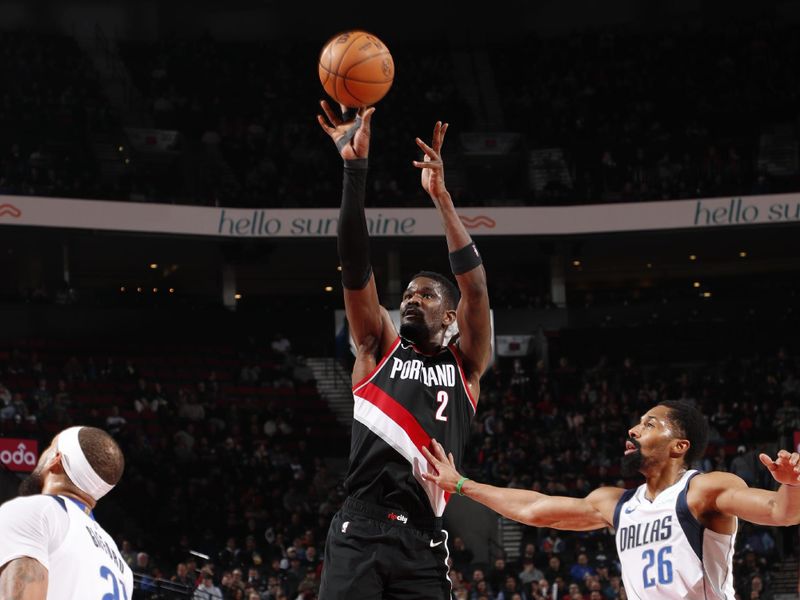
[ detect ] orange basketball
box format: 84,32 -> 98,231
318,30 -> 394,108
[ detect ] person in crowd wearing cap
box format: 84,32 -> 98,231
0,426 -> 130,600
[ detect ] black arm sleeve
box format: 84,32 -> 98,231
338,158 -> 372,290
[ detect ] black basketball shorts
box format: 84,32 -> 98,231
318,497 -> 452,600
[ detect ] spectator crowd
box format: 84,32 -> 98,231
1,323 -> 797,599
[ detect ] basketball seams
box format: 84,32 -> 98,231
321,31 -> 368,106
318,30 -> 393,107
342,51 -> 393,82
341,44 -> 392,105
318,31 -> 363,93
334,31 -> 366,79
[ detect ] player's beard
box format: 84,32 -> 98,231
621,440 -> 644,477
399,320 -> 429,345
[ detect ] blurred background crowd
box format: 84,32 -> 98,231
2,2 -> 800,599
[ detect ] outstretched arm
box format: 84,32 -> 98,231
0,558 -> 48,600
421,439 -> 622,531
706,450 -> 800,526
317,101 -> 396,379
414,123 -> 491,383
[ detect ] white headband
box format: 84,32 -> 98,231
57,427 -> 114,501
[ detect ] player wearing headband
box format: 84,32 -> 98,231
0,426 -> 131,600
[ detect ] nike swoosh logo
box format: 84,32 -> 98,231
430,540 -> 443,548
624,506 -> 637,514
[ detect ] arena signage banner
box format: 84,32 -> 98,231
0,438 -> 39,473
1,192 -> 800,237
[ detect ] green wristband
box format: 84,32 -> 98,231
455,476 -> 469,496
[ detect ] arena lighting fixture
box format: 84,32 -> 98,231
120,286 -> 126,292
136,287 -> 142,293
739,251 -> 747,258
324,285 -> 334,292
234,293 -> 242,300
118,145 -> 124,152
149,263 -> 158,269
702,292 -> 712,298
572,260 -> 581,267
646,262 -> 653,269
337,265 -> 342,271
152,288 -> 158,293
689,254 -> 697,261
168,288 -> 175,293
693,281 -> 701,288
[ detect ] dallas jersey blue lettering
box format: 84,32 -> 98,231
613,470 -> 736,599
0,494 -> 132,600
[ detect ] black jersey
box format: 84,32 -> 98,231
345,335 -> 477,523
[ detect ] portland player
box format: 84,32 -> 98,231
0,426 -> 132,600
315,101 -> 492,599
421,400 -> 800,599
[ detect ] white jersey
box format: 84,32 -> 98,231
614,470 -> 736,600
0,494 -> 133,600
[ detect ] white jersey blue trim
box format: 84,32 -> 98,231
614,470 -> 736,600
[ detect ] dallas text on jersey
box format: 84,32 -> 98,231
617,515 -> 673,552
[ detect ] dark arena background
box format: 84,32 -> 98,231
1,0 -> 800,598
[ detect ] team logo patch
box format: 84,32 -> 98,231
387,512 -> 408,524
341,521 -> 350,533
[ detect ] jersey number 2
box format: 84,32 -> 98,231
435,391 -> 449,422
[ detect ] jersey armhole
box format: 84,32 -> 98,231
352,336 -> 401,392
612,488 -> 637,530
448,343 -> 478,413
677,472 -> 705,561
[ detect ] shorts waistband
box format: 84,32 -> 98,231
343,496 -> 443,532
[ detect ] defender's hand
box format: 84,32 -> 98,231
759,450 -> 800,486
317,100 -> 375,160
421,438 -> 462,493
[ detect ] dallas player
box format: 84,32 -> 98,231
422,400 -> 800,599
0,426 -> 132,600
315,102 -> 492,599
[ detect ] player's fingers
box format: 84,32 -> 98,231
790,452 -> 800,466
360,106 -> 376,126
320,100 -> 340,125
436,123 -> 449,150
316,115 -> 334,135
448,452 -> 456,468
412,160 -> 441,170
431,121 -> 441,141
759,453 -> 778,470
428,439 -> 447,461
415,137 -> 439,158
358,109 -> 375,138
421,445 -> 438,464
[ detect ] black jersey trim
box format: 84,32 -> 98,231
448,344 -> 477,413
352,336 -> 402,392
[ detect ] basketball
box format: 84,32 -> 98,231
318,30 -> 394,108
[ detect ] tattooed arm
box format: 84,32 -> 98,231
0,558 -> 48,600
